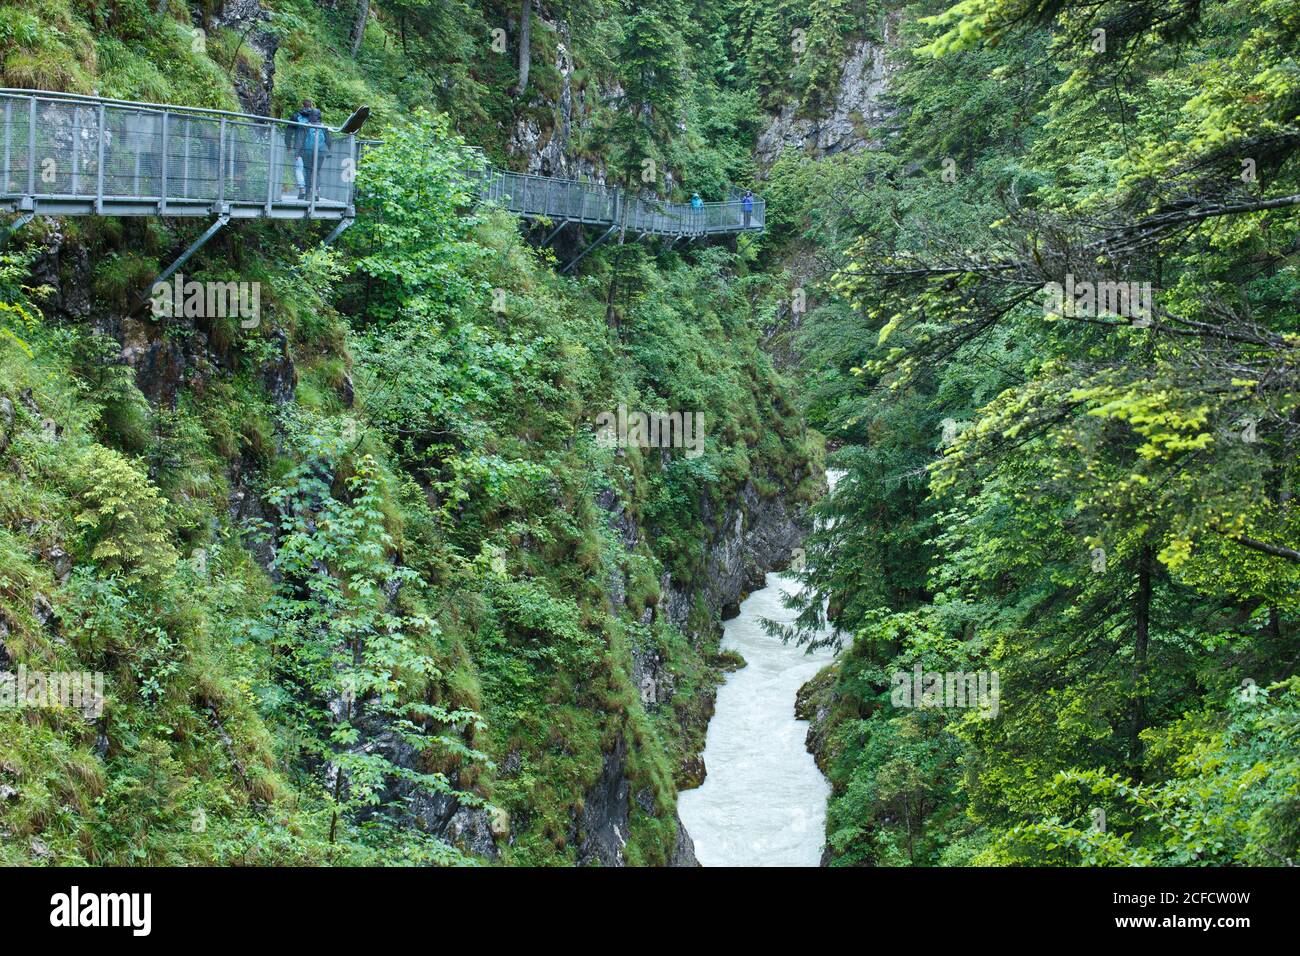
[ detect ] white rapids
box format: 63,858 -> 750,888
677,472 -> 842,866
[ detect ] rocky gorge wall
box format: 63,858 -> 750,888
23,147 -> 820,870
418,0 -> 881,869
595,467 -> 821,866
485,15 -> 832,866
506,14 -> 609,183
755,13 -> 902,171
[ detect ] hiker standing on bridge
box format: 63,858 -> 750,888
289,99 -> 328,200
741,189 -> 754,229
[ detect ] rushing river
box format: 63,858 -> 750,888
677,473 -> 842,866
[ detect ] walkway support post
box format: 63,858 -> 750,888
217,117 -> 226,207
542,218 -> 568,245
321,216 -> 354,247
159,109 -> 169,214
26,96 -> 35,197
153,211 -> 230,287
94,104 -> 105,213
307,126 -> 320,217
3,99 -> 11,194
560,222 -> 617,275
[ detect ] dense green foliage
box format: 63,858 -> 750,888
3,0 -> 1292,870
0,0 -> 821,864
779,0 -> 1300,865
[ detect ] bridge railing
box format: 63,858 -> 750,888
0,89 -> 358,220
0,89 -> 761,236
624,195 -> 764,235
480,165 -> 764,237
484,168 -> 619,225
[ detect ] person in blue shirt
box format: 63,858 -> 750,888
741,189 -> 754,228
690,192 -> 703,209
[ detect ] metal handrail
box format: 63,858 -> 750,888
0,88 -> 349,133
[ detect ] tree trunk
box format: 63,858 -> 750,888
1129,545 -> 1152,773
1267,440 -> 1290,639
515,0 -> 532,96
349,0 -> 369,56
604,269 -> 619,330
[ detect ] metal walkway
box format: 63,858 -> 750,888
0,88 -> 763,255
482,168 -> 765,238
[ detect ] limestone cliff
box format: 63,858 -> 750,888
756,14 -> 902,170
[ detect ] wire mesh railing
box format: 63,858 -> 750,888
483,169 -> 619,225
479,167 -> 764,237
0,89 -> 358,220
623,194 -> 764,235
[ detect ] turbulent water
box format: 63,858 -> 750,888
677,474 -> 841,867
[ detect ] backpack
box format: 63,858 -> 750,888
302,125 -> 328,156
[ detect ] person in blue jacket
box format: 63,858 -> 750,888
741,189 -> 754,228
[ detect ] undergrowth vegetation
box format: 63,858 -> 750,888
0,0 -> 820,864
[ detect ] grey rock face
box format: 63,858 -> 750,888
575,735 -> 631,866
30,223 -> 89,321
0,397 -> 13,455
260,329 -> 297,406
360,726 -> 501,861
32,593 -> 54,628
596,486 -> 640,612
586,463 -> 816,864
444,805 -> 499,860
631,644 -> 674,709
659,477 -> 812,640
598,464 -> 813,675
572,735 -> 702,866
795,665 -> 839,774
755,19 -> 900,169
30,214 -> 296,412
669,813 -> 700,867
214,0 -> 278,117
508,20 -> 608,182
